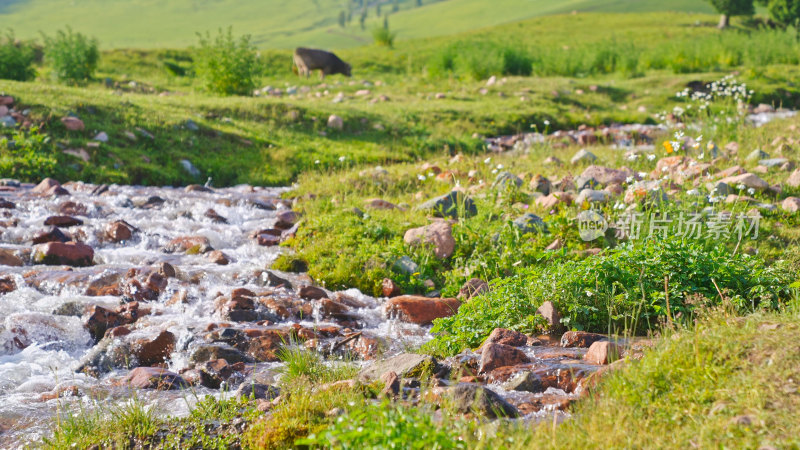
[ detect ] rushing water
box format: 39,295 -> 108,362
0,182 -> 431,447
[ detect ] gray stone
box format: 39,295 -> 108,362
449,384 -> 519,418
759,158 -> 789,168
492,172 -> 523,190
180,159 -> 201,177
575,189 -> 609,204
235,382 -> 280,400
393,256 -> 419,275
190,344 -> 250,364
358,353 -> 438,380
0,116 -> 15,128
571,149 -> 597,165
512,213 -> 547,234
745,149 -> 769,161
501,371 -> 544,393
185,119 -> 199,131
418,191 -> 477,219
574,175 -> 599,191
706,181 -> 731,196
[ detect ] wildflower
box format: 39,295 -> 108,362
638,172 -> 647,178
747,187 -> 755,195
496,164 -> 504,169
663,141 -> 674,154
737,184 -> 746,191
491,169 -> 498,174
484,157 -> 491,164
687,189 -> 699,196
418,174 -> 426,181
544,120 -> 550,126
314,160 -> 320,164
647,154 -> 656,161
586,290 -> 593,297
626,176 -> 634,183
339,156 -> 346,162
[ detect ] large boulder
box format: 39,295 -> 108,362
33,242 -> 94,266
0,249 -> 23,267
404,221 -> 455,259
384,295 -> 461,325
358,353 -> 438,380
478,343 -> 530,373
583,341 -> 622,365
561,331 -> 607,348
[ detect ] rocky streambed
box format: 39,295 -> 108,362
0,177 -> 642,447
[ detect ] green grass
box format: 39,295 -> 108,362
0,0 -> 714,50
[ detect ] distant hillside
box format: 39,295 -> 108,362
1,0 -> 714,49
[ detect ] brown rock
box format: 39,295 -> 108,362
580,165 -> 628,185
246,331 -> 287,362
44,215 -> 83,228
365,198 -> 400,210
560,331 -> 607,348
380,371 -> 400,397
84,305 -> 124,341
536,301 -> 564,333
0,249 -> 23,267
483,328 -> 527,347
719,173 -> 770,192
32,178 -> 60,194
0,276 -> 15,294
298,285 -> 328,300
782,197 -> 800,213
381,278 -> 402,297
32,227 -> 70,244
0,199 -> 15,209
60,116 -> 85,131
204,208 -> 228,224
457,278 -> 488,300
786,169 -> 800,188
131,330 -> 176,366
536,192 -> 573,210
57,201 -> 87,216
403,221 -> 455,259
163,236 -> 212,254
159,262 -> 176,278
105,221 -> 134,242
384,295 -> 461,325
275,210 -> 298,230
583,341 -> 622,365
125,367 -> 187,390
206,250 -> 229,265
33,241 -> 94,266
478,343 -> 530,373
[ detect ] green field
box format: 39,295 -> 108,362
1,0 -> 713,49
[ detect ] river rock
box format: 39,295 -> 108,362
0,276 -> 16,294
275,210 -> 298,230
501,371 -> 544,393
33,241 -> 94,266
536,301 -> 564,333
384,295 -> 461,325
105,220 -> 134,242
449,384 -> 519,418
418,191 -> 477,219
44,215 -> 83,228
584,340 -> 621,365
483,328 -> 527,347
163,236 -> 212,254
561,331 -> 607,348
0,249 -> 23,266
32,178 -> 60,194
298,285 -> 328,300
235,382 -> 280,400
191,344 -> 250,365
358,353 -> 438,380
403,221 -> 455,259
478,343 -> 530,373
125,367 -> 188,390
382,278 -> 402,297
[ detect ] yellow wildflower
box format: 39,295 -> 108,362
663,141 -> 674,154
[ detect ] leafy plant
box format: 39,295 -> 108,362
195,27 -> 260,96
0,125 -> 59,181
42,28 -> 99,83
0,30 -> 36,81
372,26 -> 397,48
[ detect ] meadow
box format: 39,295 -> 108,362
3,6 -> 800,449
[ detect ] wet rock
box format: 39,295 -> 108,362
479,343 -> 530,373
0,276 -> 15,294
84,305 -> 129,341
385,295 -> 461,325
298,285 -> 328,300
186,184 -> 212,193
206,250 -> 230,265
381,278 -> 402,297
126,330 -> 176,367
105,220 -> 134,242
163,236 -> 212,254
561,331 -> 607,348
501,371 -> 545,393
782,197 -> 800,213
198,359 -> 235,389
245,332 -> 287,362
158,262 -> 176,278
125,367 -> 188,390
191,344 -> 250,365
60,116 -> 85,131
33,241 -> 94,266
584,341 -> 621,365
418,191 -> 477,219
536,301 -> 564,333
204,208 -> 228,224
32,178 -> 60,194
137,196 -> 165,209
449,384 -> 519,418
358,353 -> 438,380
483,328 -> 528,347
457,278 -> 488,300
264,271 -> 292,289
235,382 -> 280,400
0,199 -> 15,209
275,210 -> 298,230
512,213 -> 547,234
44,215 -> 83,228
0,249 -> 23,266
403,221 -> 455,259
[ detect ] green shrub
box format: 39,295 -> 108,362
42,28 -> 99,83
425,238 -> 794,356
0,30 -> 36,81
195,27 -> 260,96
426,40 -> 531,79
372,26 -> 397,48
0,126 -> 59,181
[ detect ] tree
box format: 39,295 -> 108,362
376,3 -> 381,16
360,10 -> 367,30
758,0 -> 800,27
339,10 -> 346,28
416,0 -> 422,6
707,0 -> 754,28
